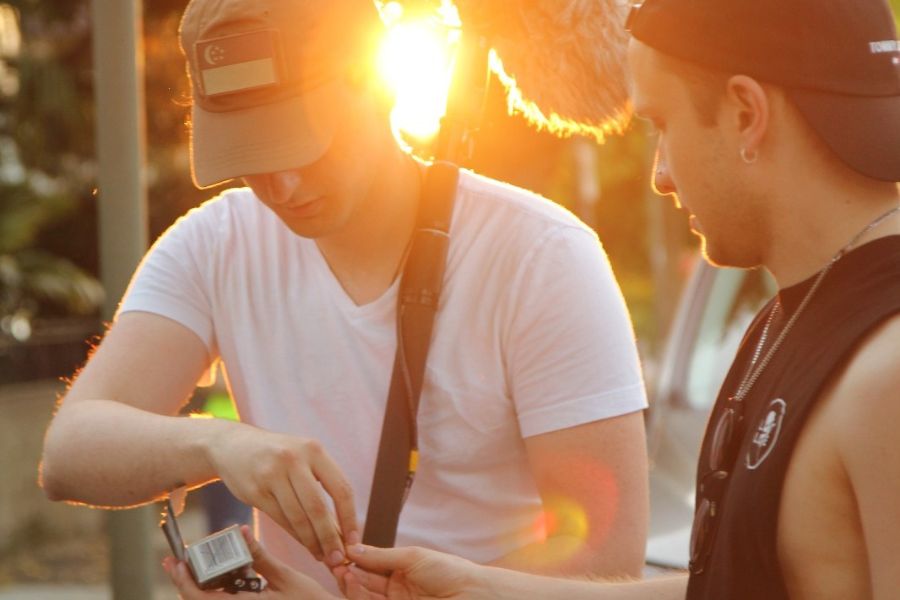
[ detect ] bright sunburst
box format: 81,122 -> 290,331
377,1 -> 461,141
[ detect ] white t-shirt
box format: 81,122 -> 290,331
120,169 -> 646,591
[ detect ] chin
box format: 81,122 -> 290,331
281,220 -> 331,240
700,236 -> 759,270
278,211 -> 343,240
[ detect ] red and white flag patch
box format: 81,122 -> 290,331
195,30 -> 282,96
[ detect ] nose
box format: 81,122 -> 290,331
248,169 -> 302,206
652,149 -> 676,196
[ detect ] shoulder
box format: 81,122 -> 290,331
455,169 -> 595,237
824,313 -> 900,451
450,170 -> 605,271
832,313 -> 900,407
178,186 -> 267,230
158,186 -> 280,250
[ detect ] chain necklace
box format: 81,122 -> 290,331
733,205 -> 900,402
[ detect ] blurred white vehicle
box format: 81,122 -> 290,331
644,258 -> 776,569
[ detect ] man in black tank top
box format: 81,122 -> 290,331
161,0 -> 900,598
624,0 -> 900,597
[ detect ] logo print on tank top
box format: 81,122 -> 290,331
745,398 -> 786,470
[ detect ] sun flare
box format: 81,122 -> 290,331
377,1 -> 460,140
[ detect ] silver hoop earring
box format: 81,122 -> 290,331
740,148 -> 758,164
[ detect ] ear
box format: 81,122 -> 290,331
724,75 -> 770,156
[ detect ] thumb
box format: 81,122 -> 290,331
346,544 -> 418,575
239,525 -> 291,588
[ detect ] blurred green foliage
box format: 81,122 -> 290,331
4,0 -> 894,347
0,1 -> 103,338
0,0 -> 211,340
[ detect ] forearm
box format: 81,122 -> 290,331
489,533 -> 642,579
476,564 -> 687,600
41,398 -> 233,506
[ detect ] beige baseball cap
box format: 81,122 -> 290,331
179,0 -> 384,188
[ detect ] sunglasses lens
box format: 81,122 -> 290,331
689,497 -> 712,573
694,402 -> 743,574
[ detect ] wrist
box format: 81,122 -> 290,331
468,562 -> 516,600
191,415 -> 240,477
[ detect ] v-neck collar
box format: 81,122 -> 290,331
304,238 -> 399,319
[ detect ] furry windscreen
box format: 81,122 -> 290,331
457,0 -> 632,142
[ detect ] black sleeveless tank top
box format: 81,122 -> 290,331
686,235 -> 900,600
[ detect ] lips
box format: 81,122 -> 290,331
282,197 -> 323,218
688,214 -> 703,234
672,196 -> 697,229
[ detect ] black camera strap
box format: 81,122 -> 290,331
361,161 -> 459,548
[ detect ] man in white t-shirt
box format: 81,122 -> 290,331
39,0 -> 649,592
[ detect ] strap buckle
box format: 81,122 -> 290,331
625,2 -> 644,32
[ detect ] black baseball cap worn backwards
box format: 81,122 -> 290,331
627,0 -> 900,182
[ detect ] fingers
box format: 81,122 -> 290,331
332,564 -> 350,597
239,525 -> 290,589
288,467 -> 346,565
269,477 -> 326,560
217,432 -> 358,567
251,491 -> 308,556
239,526 -> 347,600
310,449 -> 360,547
343,570 -> 388,600
276,445 -> 358,566
163,557 -> 227,599
351,565 -> 391,596
333,563 -> 389,597
346,544 -> 416,576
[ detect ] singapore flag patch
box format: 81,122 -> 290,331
194,30 -> 282,97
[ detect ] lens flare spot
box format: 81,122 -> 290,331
535,495 -> 590,540
521,455 -> 622,568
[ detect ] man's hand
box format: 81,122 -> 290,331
339,543 -> 691,600
206,424 -> 359,566
164,526 -> 340,599
334,544 -> 486,600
